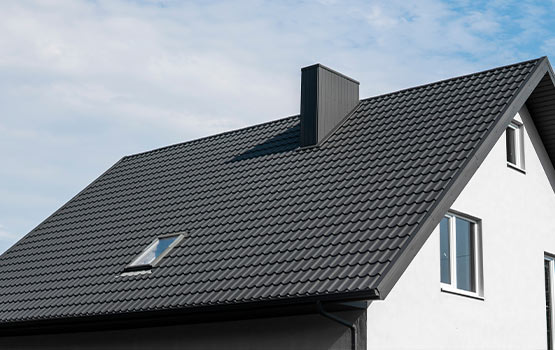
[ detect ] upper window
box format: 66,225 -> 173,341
506,121 -> 525,170
439,212 -> 483,298
124,234 -> 183,272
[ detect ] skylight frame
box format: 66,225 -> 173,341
123,233 -> 185,273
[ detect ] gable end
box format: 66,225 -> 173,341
374,57 -> 555,299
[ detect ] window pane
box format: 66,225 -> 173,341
506,127 -> 516,164
440,217 -> 451,284
456,218 -> 475,292
155,237 -> 178,257
131,236 -> 179,266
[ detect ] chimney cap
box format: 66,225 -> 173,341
301,63 -> 360,85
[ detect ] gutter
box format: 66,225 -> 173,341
316,301 -> 357,350
0,292 -> 377,337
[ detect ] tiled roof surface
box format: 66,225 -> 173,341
0,58 -> 540,324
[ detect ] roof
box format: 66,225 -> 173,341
0,57 -> 553,328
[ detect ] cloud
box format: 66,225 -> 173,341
542,38 -> 555,54
0,0 -> 555,254
0,224 -> 18,241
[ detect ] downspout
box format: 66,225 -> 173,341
316,301 -> 357,350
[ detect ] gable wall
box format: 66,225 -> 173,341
366,105 -> 555,349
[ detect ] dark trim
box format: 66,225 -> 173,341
373,57 -> 550,299
317,301 -> 356,350
335,301 -> 368,310
301,63 -> 360,84
360,57 -> 545,103
300,64 -> 319,146
507,162 -> 527,174
524,57 -> 555,169
0,289 -> 378,336
440,288 -> 485,301
544,57 -> 555,85
122,264 -> 152,273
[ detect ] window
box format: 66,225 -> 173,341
546,255 -> 555,350
506,121 -> 525,170
124,234 -> 184,272
439,212 -> 483,297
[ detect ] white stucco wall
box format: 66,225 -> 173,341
366,105 -> 555,350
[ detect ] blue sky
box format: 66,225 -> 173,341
1,0 -> 555,253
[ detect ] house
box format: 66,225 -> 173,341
1,56 -> 555,349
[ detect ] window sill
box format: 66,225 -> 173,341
441,285 -> 484,301
507,162 -> 526,174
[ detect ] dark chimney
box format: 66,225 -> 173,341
300,64 -> 359,147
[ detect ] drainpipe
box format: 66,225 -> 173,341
316,301 -> 357,350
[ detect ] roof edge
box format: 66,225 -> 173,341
361,56 -> 545,103
0,156 -> 126,259
301,63 -> 360,84
125,58 -> 545,160
125,114 -> 300,160
0,289 -> 379,335
373,56 -> 551,299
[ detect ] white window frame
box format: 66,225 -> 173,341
506,120 -> 525,171
440,211 -> 484,299
545,255 -> 555,350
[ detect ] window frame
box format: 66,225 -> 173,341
506,120 -> 525,172
123,233 -> 184,273
545,254 -> 555,350
440,211 -> 484,299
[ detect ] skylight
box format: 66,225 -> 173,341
124,234 -> 183,272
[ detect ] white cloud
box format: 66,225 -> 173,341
0,224 -> 18,241
542,38 -> 555,54
0,0 -> 554,254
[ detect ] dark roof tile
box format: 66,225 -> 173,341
0,58 -> 542,324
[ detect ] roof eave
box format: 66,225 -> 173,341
0,288 -> 379,336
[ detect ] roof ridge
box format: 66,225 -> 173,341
125,114 -> 300,159
361,57 -> 544,103
124,57 -> 544,161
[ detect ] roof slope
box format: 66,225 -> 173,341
0,58 -> 547,325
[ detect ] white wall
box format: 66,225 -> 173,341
367,105 -> 555,350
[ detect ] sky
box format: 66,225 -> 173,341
1,0 -> 555,254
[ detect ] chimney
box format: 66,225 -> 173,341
300,64 -> 359,147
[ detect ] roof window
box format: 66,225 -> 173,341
506,120 -> 525,172
124,234 -> 183,272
